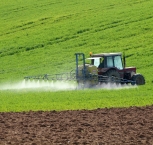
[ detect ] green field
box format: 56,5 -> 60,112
0,0 -> 153,112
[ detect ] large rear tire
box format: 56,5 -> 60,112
131,74 -> 145,85
105,70 -> 120,84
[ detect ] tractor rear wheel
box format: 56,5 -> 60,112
105,70 -> 120,84
131,74 -> 145,85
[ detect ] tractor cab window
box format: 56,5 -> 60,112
92,57 -> 101,67
98,57 -> 104,68
93,57 -> 104,68
114,55 -> 123,69
107,56 -> 113,67
93,58 -> 100,67
86,57 -> 101,67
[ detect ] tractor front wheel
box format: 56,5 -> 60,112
131,74 -> 145,85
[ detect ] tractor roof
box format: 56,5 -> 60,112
91,52 -> 122,57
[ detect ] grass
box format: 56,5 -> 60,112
0,86 -> 153,112
0,0 -> 153,112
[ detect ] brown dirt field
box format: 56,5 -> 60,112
0,106 -> 153,145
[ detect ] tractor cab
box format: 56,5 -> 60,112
87,52 -> 123,70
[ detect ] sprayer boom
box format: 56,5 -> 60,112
24,70 -> 76,81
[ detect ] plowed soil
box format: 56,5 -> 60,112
0,106 -> 153,145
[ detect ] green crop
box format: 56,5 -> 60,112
0,86 -> 153,112
0,0 -> 153,112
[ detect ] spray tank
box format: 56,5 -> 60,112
77,64 -> 98,86
75,53 -> 99,87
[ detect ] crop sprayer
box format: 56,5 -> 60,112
24,52 -> 145,88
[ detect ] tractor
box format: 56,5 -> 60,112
75,52 -> 145,87
24,52 -> 145,88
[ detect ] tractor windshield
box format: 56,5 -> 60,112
114,55 -> 123,69
106,55 -> 123,69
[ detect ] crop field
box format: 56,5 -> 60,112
0,0 -> 153,112
0,85 -> 153,112
0,0 -> 153,144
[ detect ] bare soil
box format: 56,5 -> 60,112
0,106 -> 153,145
